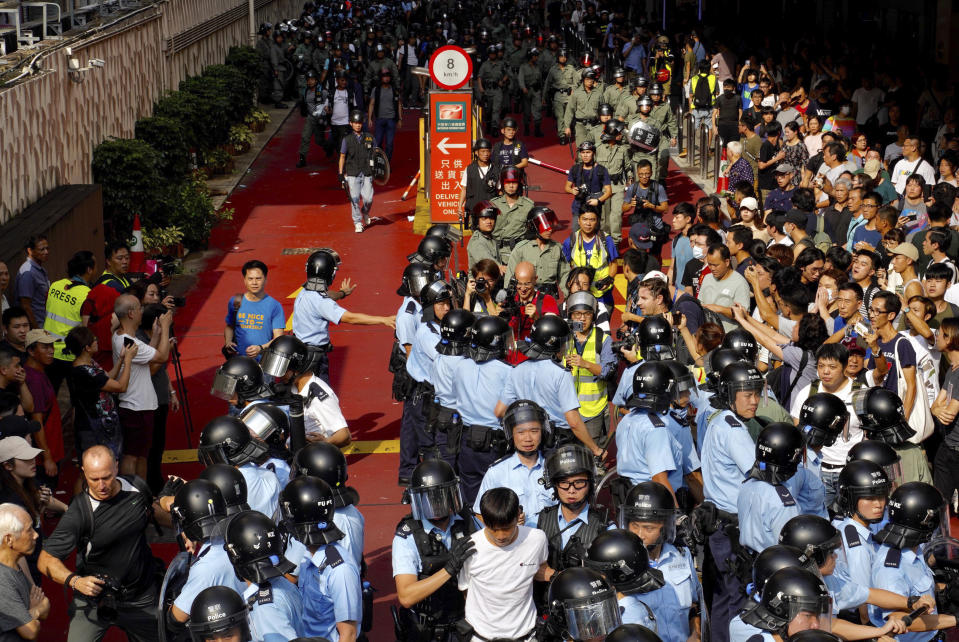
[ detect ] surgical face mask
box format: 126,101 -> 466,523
840,105 -> 851,116
692,245 -> 706,260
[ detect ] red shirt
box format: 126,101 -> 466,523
507,292 -> 560,364
81,284 -> 121,369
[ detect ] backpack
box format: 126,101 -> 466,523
812,215 -> 832,253
692,73 -> 713,109
765,348 -> 810,408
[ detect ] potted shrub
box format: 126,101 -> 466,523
228,125 -> 254,155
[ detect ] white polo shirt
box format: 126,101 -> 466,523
458,525 -> 548,640
294,374 -> 348,440
790,377 -> 863,467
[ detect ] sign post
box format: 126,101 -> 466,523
426,45 -> 474,224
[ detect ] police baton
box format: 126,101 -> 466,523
527,156 -> 567,175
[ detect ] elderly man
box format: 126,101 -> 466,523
500,261 -> 559,363
0,503 -> 49,640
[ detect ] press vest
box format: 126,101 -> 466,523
45,278 -> 90,361
571,231 -> 612,297
568,327 -> 608,418
344,131 -> 375,176
538,504 -> 607,571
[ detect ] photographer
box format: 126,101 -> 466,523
38,445 -> 171,642
623,159 -> 669,257
500,262 -> 559,364
564,141 -> 612,235
463,259 -> 502,317
505,206 -> 570,297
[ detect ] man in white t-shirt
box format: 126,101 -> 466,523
112,294 -> 172,478
789,343 -> 863,508
891,136 -> 937,194
851,78 -> 884,127
459,487 -> 549,641
293,372 -> 351,447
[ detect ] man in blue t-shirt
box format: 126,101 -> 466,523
865,291 -> 917,415
223,260 -> 286,360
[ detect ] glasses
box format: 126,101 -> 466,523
556,479 -> 589,491
516,281 -> 535,287
867,307 -> 887,316
861,203 -> 878,209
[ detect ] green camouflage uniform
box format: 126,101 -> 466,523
594,139 -> 630,243
491,194 -> 535,264
563,85 -> 603,145
545,63 -> 578,137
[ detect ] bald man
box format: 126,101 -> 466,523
0,502 -> 49,639
113,294 -> 173,478
501,261 -> 560,364
39,446 -> 169,641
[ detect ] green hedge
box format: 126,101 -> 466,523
93,46 -> 261,249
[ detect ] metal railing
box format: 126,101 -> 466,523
699,123 -> 709,179
712,136 -> 722,189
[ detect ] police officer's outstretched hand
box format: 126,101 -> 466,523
443,536 -> 477,577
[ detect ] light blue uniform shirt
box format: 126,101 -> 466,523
612,361 -> 641,407
729,610 -> 774,642
643,544 -> 700,642
551,502 -> 610,549
239,462 -> 281,520
392,514 -> 478,576
452,358 -> 511,427
432,353 -> 465,407
334,504 -> 365,568
395,296 -> 422,346
263,457 -> 291,491
473,452 -> 555,528
701,411 -> 755,513
619,594 -> 658,629
870,545 -> 938,642
834,517 -> 879,588
298,542 -> 363,641
406,320 -> 441,383
737,478 -> 801,553
783,465 -> 828,518
825,561 -> 871,613
666,411 -> 701,482
243,576 -> 304,642
292,290 -> 346,347
499,358 -> 580,429
172,538 -> 246,614
616,410 -> 683,489
693,395 -> 721,454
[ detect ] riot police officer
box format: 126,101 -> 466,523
563,68 -> 603,145
588,103 -> 615,145
165,480 -> 247,633
290,442 -> 365,567
495,316 -> 604,457
649,82 -> 678,183
546,567 -> 623,641
291,248 -> 395,381
474,400 -> 556,527
585,530 -> 664,629
187,586 -> 252,642
544,48 -> 577,144
538,444 -> 611,574
491,166 -> 535,265
604,68 -> 631,114
834,459 -> 891,588
451,315 -> 514,504
269,30 -> 292,109
611,316 -> 677,409
853,387 -> 931,483
280,476 -> 362,641
399,280 -> 454,485
297,71 -> 327,167
607,624 -> 663,642
620,481 -> 703,642
458,139 -> 501,232
519,49 -> 544,137
211,355 -> 271,407
256,22 -> 274,103
846,439 -> 904,487
740,568 -> 833,640
224,511 -> 303,639
237,402 -> 293,487
626,96 -> 662,179
491,117 -> 529,171
429,308 -> 475,469
617,361 -> 683,492
595,117 -> 630,244
797,392 -> 849,480
197,416 -> 280,518
392,263 -> 437,402
466,201 -> 501,269
198,463 -> 250,516
616,75 -> 649,121
478,45 -> 508,133
392,459 -> 480,640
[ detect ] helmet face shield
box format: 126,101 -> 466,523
620,511 -> 677,548
783,598 -> 832,636
884,460 -> 904,490
239,405 -> 281,442
531,210 -> 558,234
562,594 -> 622,641
409,480 -> 464,520
260,350 -> 293,378
211,371 -> 239,401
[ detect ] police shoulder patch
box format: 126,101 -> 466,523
325,544 -> 344,569
405,301 -> 417,314
774,485 -> 797,507
253,584 -> 274,605
844,524 -> 862,548
724,414 -> 742,428
884,547 -> 902,568
309,382 -> 329,402
395,516 -> 415,538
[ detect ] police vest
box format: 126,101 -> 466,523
568,327 -> 608,418
538,504 -> 608,572
395,509 -> 478,622
45,278 -> 90,361
571,231 -> 612,297
343,131 -> 376,176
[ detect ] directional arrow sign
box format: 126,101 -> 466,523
436,137 -> 468,155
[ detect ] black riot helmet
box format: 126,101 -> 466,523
779,515 -> 842,568
601,118 -> 626,143
598,102 -> 614,117
224,510 -> 295,584
557,47 -> 569,61
703,348 -> 744,393
873,482 -> 947,549
620,481 -> 678,549
749,545 -> 810,598
582,67 -> 598,81
425,223 -> 457,241
543,443 -> 594,493
470,315 -> 511,362
638,316 -> 674,360
502,399 -> 548,456
846,440 -> 903,488
606,624 -> 662,642
660,359 -> 696,402
527,47 -> 540,60
718,361 -> 765,411
349,109 -> 364,123
751,568 -> 832,635
408,459 -> 464,520
521,315 -> 571,360
648,83 -> 664,98
398,262 -> 440,298
187,586 -> 252,642
473,138 -> 493,151
787,632 -> 844,642
420,281 -> 453,323
238,402 -> 289,448
631,75 -> 649,90
547,567 -> 622,641
721,328 -> 758,363
260,334 -> 311,378
613,67 -> 627,80
171,479 -> 227,543
799,393 -> 849,449
852,387 -> 914,445
437,309 -> 475,356
304,248 -> 341,291
418,235 -> 453,265
637,96 -> 654,112
199,464 -> 250,516
212,356 -> 268,403
501,116 -> 518,129
279,475 -> 344,546
835,460 -> 891,523
584,530 -> 666,595
198,416 -> 268,467
627,361 -> 674,414
749,422 -> 804,484
290,442 -> 357,508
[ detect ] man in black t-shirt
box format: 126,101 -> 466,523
38,445 -> 173,642
713,79 -> 742,145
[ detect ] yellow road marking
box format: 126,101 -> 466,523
162,439 -> 401,463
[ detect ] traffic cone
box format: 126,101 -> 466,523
130,213 -> 145,273
716,146 -> 729,195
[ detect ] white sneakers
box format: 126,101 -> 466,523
354,222 -> 364,233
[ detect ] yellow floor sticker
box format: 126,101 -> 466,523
163,439 -> 401,463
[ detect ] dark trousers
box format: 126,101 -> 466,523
326,124 -> 350,157
934,443 -> 959,512
707,527 -> 745,642
147,403 -> 169,493
457,432 -> 501,507
399,393 -> 432,482
46,357 -> 73,399
374,118 -> 397,160
299,114 -> 328,157
68,585 -> 159,642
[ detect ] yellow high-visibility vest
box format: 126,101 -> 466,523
44,278 -> 90,361
568,327 -> 608,418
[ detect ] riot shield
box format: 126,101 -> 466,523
629,120 -> 662,153
157,551 -> 192,642
372,147 -> 391,185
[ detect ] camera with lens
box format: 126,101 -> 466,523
574,182 -> 590,205
610,327 -> 641,355
94,574 -> 123,621
475,277 -> 488,293
497,278 -> 521,321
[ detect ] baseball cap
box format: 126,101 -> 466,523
25,329 -> 56,348
643,270 -> 668,283
774,163 -> 796,174
863,159 -> 881,179
840,335 -> 867,357
784,209 -> 808,226
0,416 -> 41,439
629,222 -> 653,249
0,436 -> 43,462
739,197 -> 759,211
889,243 -> 919,262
